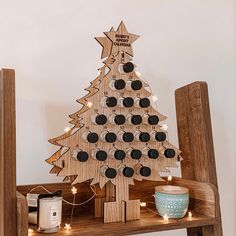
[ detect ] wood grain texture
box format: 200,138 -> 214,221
16,192 -> 28,236
175,81 -> 223,236
47,22 -> 181,223
0,69 -> 17,236
29,210 -> 217,236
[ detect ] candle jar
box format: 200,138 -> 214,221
126,148 -> 142,160
100,165 -> 117,179
72,148 -> 89,162
117,97 -> 134,108
37,196 -> 62,233
142,147 -> 159,159
142,114 -> 159,125
150,130 -> 167,142
134,164 -> 151,177
91,148 -> 107,161
109,114 -> 126,125
109,79 -> 126,90
91,114 -> 107,125
117,164 -> 134,178
134,130 -> 150,142
100,130 -> 117,143
100,96 -> 117,108
134,97 -> 150,108
126,114 -> 142,125
126,80 -> 142,91
117,131 -> 134,143
82,131 -> 99,143
109,148 -> 126,161
154,185 -> 189,219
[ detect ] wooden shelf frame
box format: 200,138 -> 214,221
0,68 -> 223,236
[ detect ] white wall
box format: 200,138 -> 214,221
0,0 -> 235,235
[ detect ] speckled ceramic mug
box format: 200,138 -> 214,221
155,185 -> 189,219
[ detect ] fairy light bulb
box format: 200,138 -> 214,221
71,186 -> 77,195
135,70 -> 142,77
161,124 -> 168,131
64,126 -> 71,133
28,228 -> 34,235
87,101 -> 93,108
151,95 -> 158,102
97,69 -> 101,76
188,212 -> 192,220
163,214 -> 169,222
140,202 -> 147,207
64,223 -> 71,231
167,175 -> 173,182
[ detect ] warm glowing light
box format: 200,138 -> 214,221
87,101 -> 93,108
135,71 -> 142,77
163,214 -> 169,222
64,223 -> 71,231
71,186 -> 77,195
98,70 -> 101,76
188,212 -> 192,219
161,124 -> 168,131
167,175 -> 173,181
140,202 -> 147,207
64,126 -> 71,133
151,95 -> 158,102
28,228 -> 34,234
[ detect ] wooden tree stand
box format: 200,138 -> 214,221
0,68 -> 223,235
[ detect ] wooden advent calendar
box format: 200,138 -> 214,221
46,21 -> 181,223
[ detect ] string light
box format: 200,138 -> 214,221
135,70 -> 142,77
163,214 -> 169,223
161,124 -> 168,131
64,126 -> 71,133
151,95 -> 158,102
140,202 -> 147,207
167,175 -> 173,182
87,101 -> 93,108
188,211 -> 192,220
64,223 -> 71,232
97,69 -> 101,76
28,228 -> 34,235
71,186 -> 77,195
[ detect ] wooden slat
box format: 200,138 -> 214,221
175,81 -> 223,236
0,69 -> 17,236
16,191 -> 28,236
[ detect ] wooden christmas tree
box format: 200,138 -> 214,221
46,21 -> 181,223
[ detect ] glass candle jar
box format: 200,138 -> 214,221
100,96 -> 117,108
82,131 -> 99,143
117,97 -> 134,108
109,148 -> 126,161
109,114 -> 126,125
142,147 -> 159,159
100,130 -> 117,143
126,114 -> 142,125
142,114 -> 159,125
91,148 -> 107,161
109,79 -> 126,90
134,164 -> 151,177
91,114 -> 107,125
100,165 -> 117,179
126,80 -> 142,91
117,131 -> 134,143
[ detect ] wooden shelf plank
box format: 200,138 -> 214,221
30,210 -> 217,236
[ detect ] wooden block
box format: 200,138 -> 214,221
95,197 -> 106,218
104,202 -> 122,223
126,199 -> 140,221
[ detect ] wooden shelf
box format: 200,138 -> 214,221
30,210 -> 217,236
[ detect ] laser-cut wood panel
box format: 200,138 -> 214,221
46,21 -> 181,223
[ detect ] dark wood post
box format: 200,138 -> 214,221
0,69 -> 17,236
175,81 -> 223,236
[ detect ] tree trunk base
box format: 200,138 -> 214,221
103,200 -> 140,223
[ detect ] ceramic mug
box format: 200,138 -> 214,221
155,185 -> 189,219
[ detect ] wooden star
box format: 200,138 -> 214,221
95,27 -> 114,59
104,21 -> 139,57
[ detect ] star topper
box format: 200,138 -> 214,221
95,21 -> 139,59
